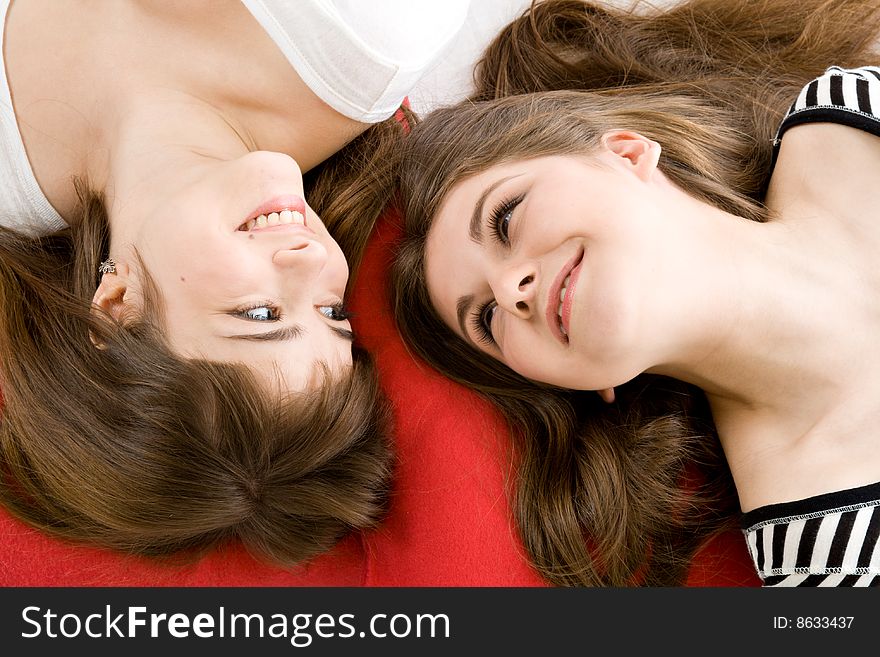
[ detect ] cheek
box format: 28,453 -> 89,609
326,244 -> 350,290
166,250 -> 257,303
424,258 -> 462,331
498,324 -> 562,384
504,344 -> 595,390
499,321 -> 626,391
179,259 -> 233,288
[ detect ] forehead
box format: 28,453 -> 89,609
426,155 -> 570,219
423,173 -> 498,338
228,338 -> 352,391
425,157 -> 534,252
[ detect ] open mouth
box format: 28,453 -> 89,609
237,208 -> 306,232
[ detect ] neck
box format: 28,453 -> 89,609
7,0 -> 366,222
642,187 -> 851,432
96,0 -> 365,191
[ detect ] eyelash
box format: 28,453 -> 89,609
234,301 -> 281,322
488,194 -> 524,244
469,300 -> 497,346
471,193 -> 524,344
233,302 -> 351,322
319,303 -> 352,322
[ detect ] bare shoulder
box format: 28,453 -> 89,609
767,122 -> 880,222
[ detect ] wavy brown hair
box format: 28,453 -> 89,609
391,0 -> 880,585
0,114 -> 411,565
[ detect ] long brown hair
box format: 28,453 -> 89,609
391,0 -> 880,585
0,113 -> 410,565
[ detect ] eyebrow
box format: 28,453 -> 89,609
455,293 -> 475,345
330,326 -> 355,342
468,174 -> 523,243
223,324 -> 354,343
224,325 -> 305,342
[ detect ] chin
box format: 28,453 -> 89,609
521,365 -> 597,391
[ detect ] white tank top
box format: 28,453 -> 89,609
0,0 -> 469,234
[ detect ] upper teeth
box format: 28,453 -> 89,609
239,209 -> 305,231
557,274 -> 571,335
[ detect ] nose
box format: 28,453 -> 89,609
491,261 -> 538,319
272,237 -> 328,280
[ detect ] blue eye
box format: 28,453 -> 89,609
318,303 -> 351,322
236,305 -> 279,321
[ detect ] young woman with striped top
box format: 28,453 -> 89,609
390,0 -> 880,587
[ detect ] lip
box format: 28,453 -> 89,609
245,224 -> 314,236
242,194 -> 308,227
545,248 -> 584,345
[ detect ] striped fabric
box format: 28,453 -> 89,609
740,66 -> 880,587
773,65 -> 880,150
741,483 -> 880,587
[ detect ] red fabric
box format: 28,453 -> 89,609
0,204 -> 760,587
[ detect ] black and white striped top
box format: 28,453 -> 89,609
741,483 -> 880,586
772,65 -> 880,151
741,66 -> 880,587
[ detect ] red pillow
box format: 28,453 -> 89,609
0,203 -> 759,587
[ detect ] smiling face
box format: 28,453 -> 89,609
99,150 -> 353,393
423,135 -> 669,391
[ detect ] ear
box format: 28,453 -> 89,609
597,387 -> 616,404
600,130 -> 661,182
91,260 -> 135,326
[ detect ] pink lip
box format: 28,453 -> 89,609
545,249 -> 584,345
244,194 -> 307,224
245,224 -> 314,236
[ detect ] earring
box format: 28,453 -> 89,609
98,259 -> 116,275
